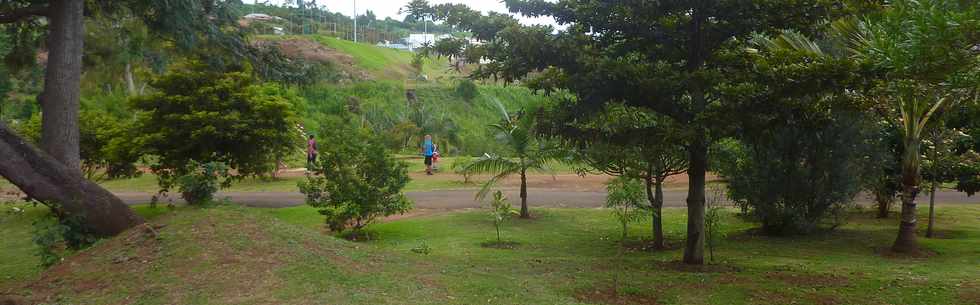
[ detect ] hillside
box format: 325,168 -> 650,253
267,35 -> 551,156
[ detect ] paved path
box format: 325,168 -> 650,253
116,189 -> 980,209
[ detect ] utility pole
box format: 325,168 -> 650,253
353,0 -> 358,43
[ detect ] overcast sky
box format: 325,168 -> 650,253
257,0 -> 560,27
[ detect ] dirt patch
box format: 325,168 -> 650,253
480,241 -> 520,249
622,239 -> 680,252
652,260 -> 741,273
877,247 -> 938,259
765,271 -> 850,287
574,286 -> 660,305
257,38 -> 371,80
958,281 -> 980,305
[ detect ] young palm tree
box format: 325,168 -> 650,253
464,99 -> 557,218
755,0 -> 979,253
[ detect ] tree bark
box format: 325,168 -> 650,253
124,61 -> 137,96
0,123 -> 144,236
892,137 -> 921,253
875,190 -> 892,219
519,169 -> 529,218
684,138 -> 707,265
645,175 -> 666,249
926,181 -> 936,238
40,0 -> 83,172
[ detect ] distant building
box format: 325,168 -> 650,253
243,13 -> 284,22
406,33 -> 453,51
377,41 -> 411,51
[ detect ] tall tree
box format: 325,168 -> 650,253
835,0 -> 980,253
0,0 -> 269,236
546,104 -> 687,249
426,0 -> 837,264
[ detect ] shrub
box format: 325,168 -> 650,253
605,177 -> 645,241
488,190 -> 519,243
130,60 -> 302,187
704,186 -> 727,262
725,114 -> 869,235
454,79 -> 479,102
32,210 -> 97,268
15,111 -> 141,181
298,119 -> 412,238
175,161 -> 229,205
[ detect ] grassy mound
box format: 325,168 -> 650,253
3,204 -> 978,305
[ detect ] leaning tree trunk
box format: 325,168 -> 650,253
519,169 -> 529,218
0,124 -> 144,236
926,181 -> 937,238
684,137 -> 707,265
893,137 -> 921,253
40,0 -> 84,172
645,175 -> 666,249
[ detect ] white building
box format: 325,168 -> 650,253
406,33 -> 453,51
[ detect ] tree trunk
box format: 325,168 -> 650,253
0,123 -> 144,236
124,61 -> 137,96
892,137 -> 921,253
519,169 -> 529,218
876,189 -> 892,219
926,181 -> 936,238
40,0 -> 84,172
645,175 -> 666,249
684,138 -> 707,265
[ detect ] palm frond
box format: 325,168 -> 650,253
462,154 -> 521,176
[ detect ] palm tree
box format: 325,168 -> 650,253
755,0 -> 979,253
463,98 -> 557,218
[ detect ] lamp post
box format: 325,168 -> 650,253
353,0 -> 358,42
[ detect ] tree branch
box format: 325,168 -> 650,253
0,4 -> 49,23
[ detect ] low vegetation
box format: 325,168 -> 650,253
2,203 -> 978,305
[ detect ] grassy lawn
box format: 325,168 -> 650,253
4,200 -> 976,304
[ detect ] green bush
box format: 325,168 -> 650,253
454,79 -> 479,102
488,191 -> 518,243
605,177 -> 645,241
130,60 -> 302,187
176,161 -> 230,205
298,118 -> 413,238
32,210 -> 97,268
725,114 -> 869,235
14,111 -> 142,181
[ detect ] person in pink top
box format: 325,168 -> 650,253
306,135 -> 318,167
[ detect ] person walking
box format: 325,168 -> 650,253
307,135 -> 318,169
422,135 -> 435,175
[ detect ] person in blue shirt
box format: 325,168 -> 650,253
422,134 -> 435,175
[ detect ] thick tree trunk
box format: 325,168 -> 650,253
645,175 -> 666,249
124,61 -> 137,96
893,138 -> 921,253
0,123 -> 144,236
519,170 -> 529,218
926,182 -> 936,238
684,138 -> 707,265
40,0 -> 83,172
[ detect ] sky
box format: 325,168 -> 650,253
257,0 -> 561,28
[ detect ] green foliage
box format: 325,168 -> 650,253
130,60 -> 302,190
31,209 -> 97,268
454,79 -> 479,102
176,161 -> 230,205
605,177 -> 645,241
410,240 -> 432,255
725,114 -> 869,235
704,187 -> 727,263
14,111 -> 141,181
487,190 -> 518,243
298,118 -> 413,236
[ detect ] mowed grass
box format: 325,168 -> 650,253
3,202 -> 977,305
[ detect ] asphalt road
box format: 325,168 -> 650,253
116,189 -> 980,209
